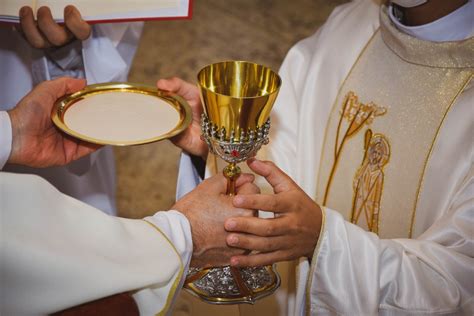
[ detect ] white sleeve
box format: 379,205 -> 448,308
0,172 -> 190,315
138,210 -> 193,316
0,111 -> 12,169
82,22 -> 143,83
306,167 -> 474,315
176,152 -> 203,200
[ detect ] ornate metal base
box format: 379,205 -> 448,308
184,265 -> 280,304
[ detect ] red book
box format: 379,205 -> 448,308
0,0 -> 192,24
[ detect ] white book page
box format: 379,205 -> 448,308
37,0 -> 186,21
0,0 -> 34,19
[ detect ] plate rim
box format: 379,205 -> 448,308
52,82 -> 192,146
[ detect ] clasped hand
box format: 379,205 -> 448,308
224,159 -> 323,267
158,77 -> 324,267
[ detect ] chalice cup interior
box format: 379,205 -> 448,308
184,61 -> 282,304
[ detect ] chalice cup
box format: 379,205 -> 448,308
184,61 -> 282,304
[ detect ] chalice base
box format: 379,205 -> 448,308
184,265 -> 280,304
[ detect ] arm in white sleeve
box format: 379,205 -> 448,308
306,167 -> 474,315
82,22 -> 143,83
0,172 -> 190,315
139,210 -> 192,316
176,152 -> 204,200
0,111 -> 12,170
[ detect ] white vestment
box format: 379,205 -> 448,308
175,0 -> 473,315
265,1 -> 474,315
0,172 -> 192,315
0,23 -> 143,214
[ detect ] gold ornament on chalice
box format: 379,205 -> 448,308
184,61 -> 282,304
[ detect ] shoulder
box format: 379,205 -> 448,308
280,0 -> 381,96
288,0 -> 381,62
0,172 -> 60,197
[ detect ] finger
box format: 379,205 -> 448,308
64,5 -> 91,40
19,6 -> 50,48
199,173 -> 228,194
233,193 -> 291,213
224,216 -> 287,236
247,159 -> 295,193
37,6 -> 72,46
157,77 -> 201,103
62,137 -> 102,164
230,251 -> 287,267
235,173 -> 255,188
236,182 -> 260,195
37,77 -> 86,104
227,234 -> 287,252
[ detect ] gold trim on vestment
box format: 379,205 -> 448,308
379,6 -> 474,69
409,75 -> 473,237
305,207 -> 326,316
142,220 -> 185,316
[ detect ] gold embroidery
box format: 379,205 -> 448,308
409,74 -> 473,237
322,91 -> 386,205
350,130 -> 390,234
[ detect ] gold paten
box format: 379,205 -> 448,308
52,82 -> 192,146
185,61 -> 281,304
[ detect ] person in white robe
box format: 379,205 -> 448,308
0,77 -> 258,315
0,5 -> 144,215
161,0 -> 474,314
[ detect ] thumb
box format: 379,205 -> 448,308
247,158 -> 295,194
157,77 -> 198,100
42,77 -> 86,101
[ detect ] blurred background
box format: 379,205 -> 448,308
116,0 -> 347,218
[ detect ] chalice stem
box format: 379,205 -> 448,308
223,163 -> 241,196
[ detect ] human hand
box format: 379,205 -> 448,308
157,77 -> 208,160
224,159 -> 323,267
172,173 -> 259,268
7,77 -> 101,168
18,5 -> 91,49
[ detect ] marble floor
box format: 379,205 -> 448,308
116,0 -> 347,218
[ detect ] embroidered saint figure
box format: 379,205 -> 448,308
350,130 -> 390,234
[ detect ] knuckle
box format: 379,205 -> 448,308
262,160 -> 274,167
263,239 -> 274,251
269,198 -> 278,210
48,33 -> 66,46
265,224 -> 274,236
30,39 -> 44,49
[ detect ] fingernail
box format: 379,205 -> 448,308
230,258 -> 239,266
64,5 -> 73,16
228,235 -> 238,245
225,220 -> 236,230
20,7 -> 28,17
233,196 -> 244,206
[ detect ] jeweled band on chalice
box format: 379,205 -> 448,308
184,61 -> 282,304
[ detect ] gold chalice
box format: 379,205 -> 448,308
184,61 -> 282,304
